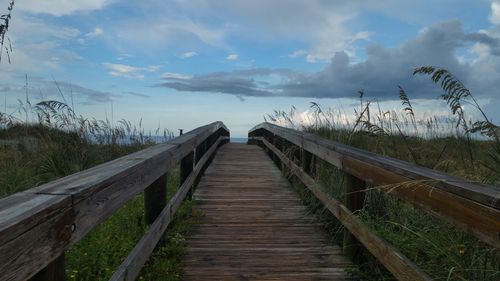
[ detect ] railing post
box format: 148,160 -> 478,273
181,150 -> 195,198
195,137 -> 206,164
29,254 -> 65,281
223,128 -> 229,145
301,148 -> 314,176
343,173 -> 366,263
194,137 -> 208,187
144,173 -> 167,225
272,134 -> 282,168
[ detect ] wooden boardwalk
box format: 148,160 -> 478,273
182,143 -> 353,280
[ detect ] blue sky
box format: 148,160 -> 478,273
1,0 -> 500,137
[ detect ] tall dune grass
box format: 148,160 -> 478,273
0,94 -> 174,197
267,67 -> 499,280
0,91 -> 185,280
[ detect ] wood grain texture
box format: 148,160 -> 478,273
182,143 -> 354,281
259,138 -> 432,281
249,124 -> 500,249
28,254 -> 65,281
249,123 -> 500,210
110,136 -> 226,281
343,173 -> 366,263
0,122 -> 228,281
144,173 -> 167,225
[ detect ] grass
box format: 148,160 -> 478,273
0,124 -> 150,197
65,167 -> 203,281
138,200 -> 203,281
277,129 -> 500,280
1,66 -> 498,280
0,99 -> 194,280
267,69 -> 500,280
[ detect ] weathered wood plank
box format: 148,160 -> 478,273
249,123 -> 500,210
28,254 -> 65,281
109,136 -> 225,281
343,173 -> 366,263
0,122 -> 228,281
249,125 -> 500,249
260,138 -> 432,281
182,143 -> 354,280
144,173 -> 167,225
342,155 -> 500,249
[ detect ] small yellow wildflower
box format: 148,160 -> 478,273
458,244 -> 466,255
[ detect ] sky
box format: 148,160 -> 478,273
1,0 -> 500,137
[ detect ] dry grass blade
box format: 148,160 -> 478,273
0,0 -> 14,64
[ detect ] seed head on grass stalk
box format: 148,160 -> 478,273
0,0 -> 14,64
413,66 -> 498,139
414,66 -> 500,180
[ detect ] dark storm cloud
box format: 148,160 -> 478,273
157,20 -> 500,101
157,68 -> 298,97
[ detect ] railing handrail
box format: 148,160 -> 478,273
249,122 -> 500,249
0,121 -> 229,281
249,122 -> 500,280
250,122 -> 500,209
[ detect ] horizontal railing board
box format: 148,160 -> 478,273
110,136 -> 224,281
0,121 -> 228,281
0,122 -> 225,238
249,126 -> 500,249
259,137 -> 432,281
341,155 -> 500,249
0,192 -> 71,246
249,122 -> 500,210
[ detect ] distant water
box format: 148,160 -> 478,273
230,137 -> 248,143
90,135 -> 250,145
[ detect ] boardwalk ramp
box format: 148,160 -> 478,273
182,143 -> 353,280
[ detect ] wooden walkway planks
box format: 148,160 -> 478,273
181,143 -> 354,280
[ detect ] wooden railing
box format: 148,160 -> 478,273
0,121 -> 229,281
248,122 -> 500,281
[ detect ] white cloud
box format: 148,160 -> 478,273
116,53 -> 134,61
161,72 -> 192,80
9,14 -> 81,42
158,21 -> 500,101
16,0 -> 114,16
171,0 -> 373,62
289,50 -> 308,58
102,1 -> 360,61
103,63 -> 161,79
226,54 -> 238,60
85,27 -> 104,38
181,51 -> 198,59
109,15 -> 228,53
490,1 -> 500,25
147,65 -> 161,72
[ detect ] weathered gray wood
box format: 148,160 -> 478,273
0,122 -> 229,281
249,124 -> 500,249
110,136 -> 225,281
29,254 -> 65,281
182,143 -> 354,280
182,151 -> 194,199
0,194 -> 73,281
259,138 -> 432,281
249,123 -> 500,209
343,174 -> 366,263
144,174 -> 167,225
342,155 -> 500,249
301,148 -> 314,176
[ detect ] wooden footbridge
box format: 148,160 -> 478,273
0,122 -> 499,281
